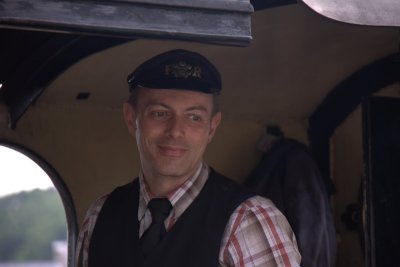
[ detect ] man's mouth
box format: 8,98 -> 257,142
158,145 -> 188,157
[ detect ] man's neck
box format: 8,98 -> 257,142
145,175 -> 188,197
142,165 -> 203,197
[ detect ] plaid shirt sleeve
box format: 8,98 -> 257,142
219,195 -> 301,267
75,195 -> 108,267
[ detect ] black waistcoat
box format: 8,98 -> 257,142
88,170 -> 251,267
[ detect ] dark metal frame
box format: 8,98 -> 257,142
308,53 -> 400,195
362,97 -> 376,267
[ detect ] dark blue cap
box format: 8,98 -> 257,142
127,49 -> 221,94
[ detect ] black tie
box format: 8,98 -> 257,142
140,198 -> 172,256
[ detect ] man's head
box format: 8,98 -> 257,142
127,49 -> 221,115
123,49 -> 222,187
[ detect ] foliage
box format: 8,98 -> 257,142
0,188 -> 67,261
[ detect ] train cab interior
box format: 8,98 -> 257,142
1,0 -> 400,266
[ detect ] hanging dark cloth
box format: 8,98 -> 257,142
244,138 -> 337,267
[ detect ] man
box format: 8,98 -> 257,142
76,49 -> 301,267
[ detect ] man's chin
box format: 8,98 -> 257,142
155,164 -> 192,179
149,157 -> 200,179
157,169 -> 187,179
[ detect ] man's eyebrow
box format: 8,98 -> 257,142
145,102 -> 209,113
145,102 -> 170,109
186,105 -> 209,113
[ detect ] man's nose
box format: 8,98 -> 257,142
166,116 -> 185,138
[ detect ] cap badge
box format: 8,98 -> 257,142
165,61 -> 202,79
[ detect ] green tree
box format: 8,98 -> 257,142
0,188 -> 67,261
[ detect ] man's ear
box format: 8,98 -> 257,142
123,102 -> 137,135
208,112 -> 221,143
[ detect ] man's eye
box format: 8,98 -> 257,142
151,111 -> 167,118
189,114 -> 202,122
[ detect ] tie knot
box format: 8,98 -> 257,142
147,198 -> 172,224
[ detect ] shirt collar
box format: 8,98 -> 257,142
138,162 -> 209,222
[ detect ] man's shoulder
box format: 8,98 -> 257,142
208,168 -> 240,186
101,178 -> 139,200
208,168 -> 280,213
85,179 -> 139,217
208,169 -> 244,194
207,168 -> 260,208
239,194 -> 278,211
113,178 -> 139,191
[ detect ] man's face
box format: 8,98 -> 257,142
123,88 -> 221,182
